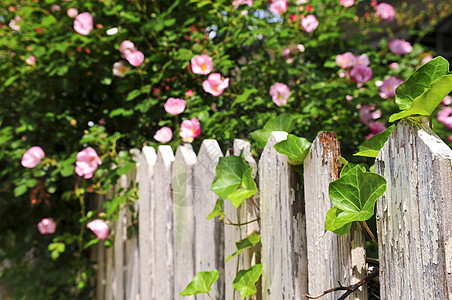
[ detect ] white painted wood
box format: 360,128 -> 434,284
105,243 -> 114,300
153,146 -> 175,299
376,118 -> 452,299
259,132 -> 308,300
193,140 -> 224,300
94,194 -> 106,300
304,131 -> 366,300
138,147 -> 157,300
173,144 -> 197,300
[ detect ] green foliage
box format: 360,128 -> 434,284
354,125 -> 396,158
226,232 -> 261,262
250,114 -> 295,148
274,134 -> 312,165
180,270 -> 219,296
232,264 -> 262,298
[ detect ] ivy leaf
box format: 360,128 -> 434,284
232,264 -> 262,298
228,168 -> 258,208
207,199 -> 225,220
250,114 -> 294,148
354,125 -> 395,158
273,134 -> 312,165
180,270 -> 219,296
325,207 -> 353,235
226,232 -> 261,262
395,56 -> 450,110
327,166 -> 386,231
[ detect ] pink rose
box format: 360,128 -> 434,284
366,121 -> 386,139
282,48 -> 291,58
154,127 -> 173,143
87,219 -> 109,240
422,55 -> 433,65
112,61 -> 130,78
350,65 -> 372,84
126,50 -> 144,67
442,95 -> 451,106
389,62 -> 399,69
9,16 -> 21,31
301,15 -> 319,33
38,218 -> 56,234
336,52 -> 356,69
438,107 -> 452,130
379,76 -> 403,99
340,0 -> 354,7
186,89 -> 194,97
25,55 -> 36,65
449,136 -> 452,143
180,118 -> 201,143
51,4 -> 61,11
73,12 -> 93,36
191,55 -> 214,75
270,0 -> 288,15
375,3 -> 395,21
389,39 -> 412,55
202,73 -> 229,96
233,0 -> 253,9
75,147 -> 102,179
269,82 -> 290,107
164,98 -> 186,115
67,8 -> 78,18
21,146 -> 45,168
119,40 -> 137,58
354,54 -> 370,66
359,105 -> 381,125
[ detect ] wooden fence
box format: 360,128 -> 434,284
93,119 -> 452,300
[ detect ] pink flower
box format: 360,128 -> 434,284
74,12 -> 93,35
191,55 -> 214,75
126,51 -> 144,67
340,0 -> 354,7
75,147 -> 102,179
375,3 -> 395,21
301,15 -> 319,33
202,73 -> 229,96
438,107 -> 452,130
359,105 -> 381,125
350,65 -> 373,84
9,16 -> 21,31
164,98 -> 186,115
67,8 -> 78,18
442,95 -> 452,106
112,61 -> 130,77
186,89 -> 194,97
26,55 -> 36,65
336,52 -> 356,69
180,118 -> 201,143
366,121 -> 386,139
389,62 -> 399,69
379,76 -> 404,99
38,218 -> 56,234
269,82 -> 290,107
119,40 -> 137,58
154,127 -> 173,143
354,54 -> 370,66
51,4 -> 61,11
449,136 -> 452,143
270,0 -> 288,15
21,146 -> 45,168
422,55 -> 433,65
87,219 -> 109,240
389,39 -> 413,55
282,48 -> 291,58
233,0 -> 253,9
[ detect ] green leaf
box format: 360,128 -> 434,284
325,207 -> 353,234
250,114 -> 294,148
207,199 -> 225,220
228,167 -> 258,208
180,270 -> 219,296
232,264 -> 262,298
389,74 -> 452,122
210,156 -> 251,200
326,166 -> 386,231
14,185 -> 27,197
395,57 -> 450,110
354,125 -> 395,158
226,232 -> 260,262
273,134 -> 312,165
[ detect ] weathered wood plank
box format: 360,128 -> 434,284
259,131 -> 307,300
303,131 -> 366,299
153,146 -> 175,299
376,118 -> 452,299
193,140 -> 224,300
138,147 -> 157,300
173,144 -> 197,299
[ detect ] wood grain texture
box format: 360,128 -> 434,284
303,131 -> 366,300
173,144 -> 197,299
259,132 -> 308,300
153,146 -> 175,299
376,118 -> 452,299
193,140 -> 224,300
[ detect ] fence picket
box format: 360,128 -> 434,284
303,131 -> 366,300
376,119 -> 452,299
173,144 -> 197,299
259,131 -> 308,299
193,140 -> 224,300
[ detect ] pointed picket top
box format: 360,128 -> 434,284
157,145 -> 175,168
259,131 -> 307,300
142,146 -> 157,167
376,118 -> 452,299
